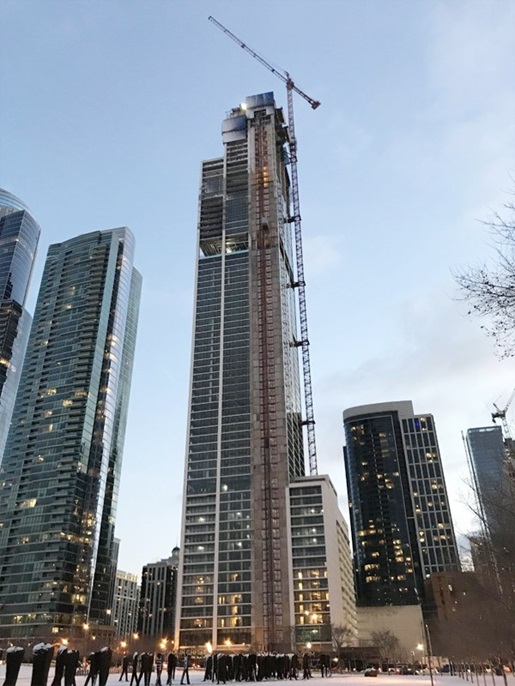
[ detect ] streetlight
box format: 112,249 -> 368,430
424,624 -> 435,686
416,644 -> 424,670
83,623 -> 90,655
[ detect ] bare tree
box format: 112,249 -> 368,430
455,196 -> 515,356
430,476 -> 515,661
331,623 -> 353,671
370,629 -> 400,668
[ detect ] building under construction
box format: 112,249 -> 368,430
176,92 -> 304,652
175,93 -> 355,652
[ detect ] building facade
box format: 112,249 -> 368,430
107,537 -> 121,621
343,401 -> 459,607
138,548 -> 179,639
176,92 -> 305,652
0,227 -> 141,640
289,475 -> 357,650
0,189 -> 40,462
465,426 -> 506,533
112,570 -> 140,638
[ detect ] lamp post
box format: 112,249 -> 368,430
424,624 -> 435,686
83,623 -> 90,656
416,643 -> 424,665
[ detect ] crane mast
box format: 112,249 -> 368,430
209,16 -> 319,476
492,387 -> 515,482
492,386 -> 515,441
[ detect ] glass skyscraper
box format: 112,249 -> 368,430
0,189 -> 40,462
0,227 -> 141,641
177,93 -> 305,652
343,401 -> 459,607
465,426 -> 506,533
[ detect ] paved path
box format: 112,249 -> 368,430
0,666 -> 504,686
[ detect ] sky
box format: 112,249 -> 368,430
1,0 -> 515,577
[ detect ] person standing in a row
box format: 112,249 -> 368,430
179,653 -> 190,686
166,653 -> 177,684
302,653 -> 311,680
98,647 -> 112,686
155,653 -> 164,686
64,649 -> 81,686
130,654 -> 139,686
4,646 -> 25,686
139,652 -> 154,686
84,653 -> 100,686
120,654 -> 131,682
51,646 -> 68,686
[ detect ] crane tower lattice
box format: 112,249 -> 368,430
208,16 -> 320,476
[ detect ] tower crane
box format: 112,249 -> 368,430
492,386 -> 515,440
492,387 -> 515,482
208,15 -> 320,476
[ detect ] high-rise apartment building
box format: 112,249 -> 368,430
289,475 -> 357,649
112,570 -> 140,638
343,401 -> 459,607
138,549 -> 179,639
0,228 -> 141,640
465,426 -> 506,533
177,92 -> 306,652
0,189 -> 40,462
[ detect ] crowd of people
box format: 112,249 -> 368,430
0,646 -> 335,686
114,651 -> 334,685
201,652 -> 333,682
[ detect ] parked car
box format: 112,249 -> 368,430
364,668 -> 378,677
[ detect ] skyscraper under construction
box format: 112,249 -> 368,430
176,93 -> 306,651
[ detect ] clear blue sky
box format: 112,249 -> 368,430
1,0 -> 514,576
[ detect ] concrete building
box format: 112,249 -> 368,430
176,92 -> 306,652
289,475 -> 357,650
138,548 -> 179,640
0,189 -> 40,462
343,401 -> 459,609
112,570 -> 140,638
0,228 -> 141,641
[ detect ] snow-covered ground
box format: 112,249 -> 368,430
0,665 -> 502,686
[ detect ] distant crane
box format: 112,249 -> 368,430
492,386 -> 515,481
492,386 -> 515,440
208,15 -> 320,476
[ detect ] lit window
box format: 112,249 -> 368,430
19,499 -> 37,509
